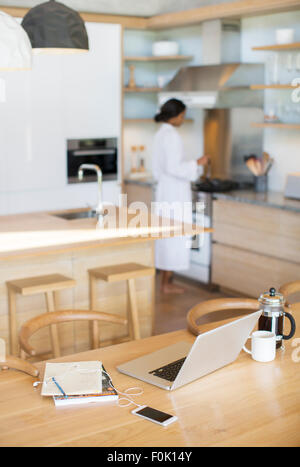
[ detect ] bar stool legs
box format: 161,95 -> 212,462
45,291 -> 61,358
88,263 -> 155,349
127,279 -> 141,340
6,274 -> 76,357
89,274 -> 100,350
7,287 -> 17,356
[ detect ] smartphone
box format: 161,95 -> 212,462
131,405 -> 177,426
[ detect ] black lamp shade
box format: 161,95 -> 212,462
21,0 -> 89,51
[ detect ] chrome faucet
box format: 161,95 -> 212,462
78,164 -> 104,226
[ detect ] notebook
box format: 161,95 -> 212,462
41,361 -> 103,397
53,364 -> 118,407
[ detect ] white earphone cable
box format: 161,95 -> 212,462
102,369 -> 144,408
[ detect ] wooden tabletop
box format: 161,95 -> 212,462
0,207 -> 211,260
0,322 -> 299,447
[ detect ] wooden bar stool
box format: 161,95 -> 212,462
88,263 -> 155,348
6,274 -> 76,357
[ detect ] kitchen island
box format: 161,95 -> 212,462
0,206 -> 206,357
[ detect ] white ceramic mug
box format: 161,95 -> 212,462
243,331 -> 276,362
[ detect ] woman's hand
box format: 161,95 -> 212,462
197,154 -> 210,166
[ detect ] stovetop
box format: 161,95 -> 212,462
192,178 -> 253,193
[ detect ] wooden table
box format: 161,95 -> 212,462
0,325 -> 299,447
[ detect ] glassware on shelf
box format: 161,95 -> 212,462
286,53 -> 293,73
264,108 -> 280,123
266,54 -> 273,85
138,145 -> 146,172
131,145 -> 138,172
275,100 -> 284,121
270,52 -> 280,85
157,75 -> 167,88
296,53 -> 300,72
128,65 -> 136,88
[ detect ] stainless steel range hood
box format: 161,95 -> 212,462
159,20 -> 264,109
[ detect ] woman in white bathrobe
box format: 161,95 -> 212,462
152,98 -> 209,294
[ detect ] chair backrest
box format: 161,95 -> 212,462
187,298 -> 260,336
19,309 -> 127,358
279,281 -> 300,310
0,355 -> 39,377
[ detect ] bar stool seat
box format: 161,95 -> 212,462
7,274 -> 75,296
7,274 -> 76,357
88,263 -> 155,347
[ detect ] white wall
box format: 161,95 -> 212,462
123,114 -> 204,176
0,22 -> 121,214
241,11 -> 300,192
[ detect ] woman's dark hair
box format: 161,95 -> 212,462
154,98 -> 186,123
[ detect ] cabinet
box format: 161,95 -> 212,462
212,199 -> 300,297
0,22 -> 122,214
124,181 -> 154,210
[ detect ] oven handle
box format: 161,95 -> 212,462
72,149 -> 116,156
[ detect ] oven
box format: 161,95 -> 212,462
67,138 -> 118,183
178,191 -> 213,284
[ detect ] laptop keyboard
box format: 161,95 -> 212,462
149,357 -> 186,382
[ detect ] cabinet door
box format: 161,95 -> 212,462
124,184 -> 153,210
213,200 -> 300,264
61,22 -> 121,139
212,243 -> 300,297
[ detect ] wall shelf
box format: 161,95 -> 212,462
124,87 -> 161,93
250,84 -> 299,90
124,118 -> 194,123
251,122 -> 300,129
252,42 -> 300,51
124,55 -> 193,62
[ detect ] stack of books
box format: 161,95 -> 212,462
41,361 -> 118,407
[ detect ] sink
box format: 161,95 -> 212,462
53,210 -> 97,220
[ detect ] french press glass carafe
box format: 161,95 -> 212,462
258,287 -> 296,349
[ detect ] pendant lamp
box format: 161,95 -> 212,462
21,0 -> 89,54
0,11 -> 32,70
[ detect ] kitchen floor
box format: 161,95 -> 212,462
153,272 -> 230,335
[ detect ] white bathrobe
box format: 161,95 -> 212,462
152,123 -> 200,271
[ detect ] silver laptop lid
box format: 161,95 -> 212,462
171,310 -> 261,390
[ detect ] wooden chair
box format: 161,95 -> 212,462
88,263 -> 155,347
279,280 -> 300,314
186,298 -> 260,336
6,273 -> 76,356
0,355 -> 39,377
19,309 -> 127,359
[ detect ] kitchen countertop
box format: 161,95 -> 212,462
0,206 -> 209,260
124,176 -> 156,187
213,190 -> 300,213
124,177 -> 300,214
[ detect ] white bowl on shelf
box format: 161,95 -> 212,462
275,29 -> 295,45
152,41 -> 179,57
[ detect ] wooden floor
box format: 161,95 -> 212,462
153,273 -> 229,335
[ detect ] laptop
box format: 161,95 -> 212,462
117,310 -> 261,391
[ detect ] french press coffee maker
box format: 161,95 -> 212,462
258,287 -> 296,349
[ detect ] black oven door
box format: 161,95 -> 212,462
67,138 -> 118,183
